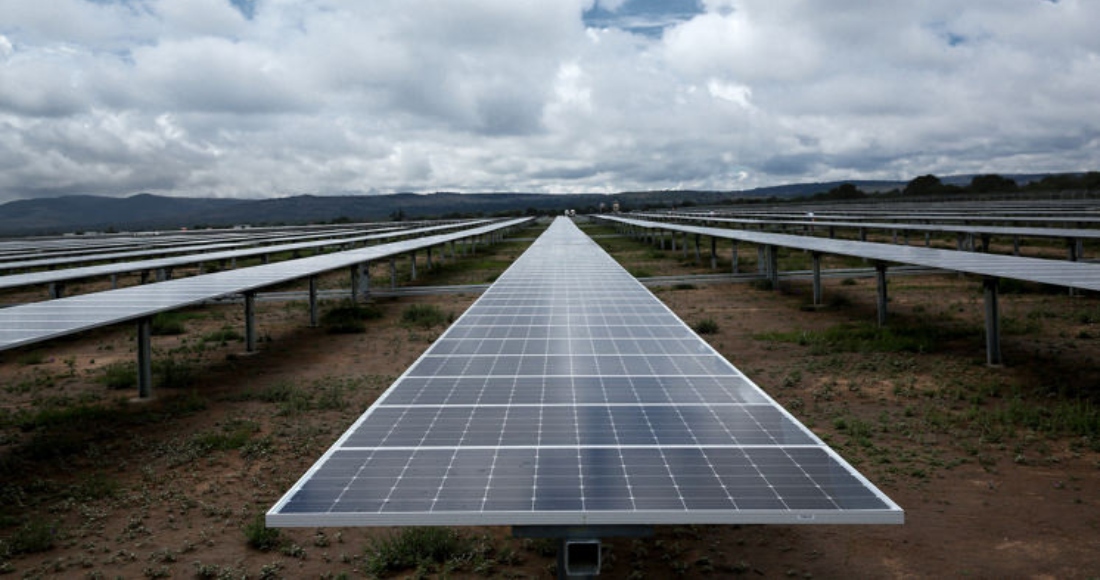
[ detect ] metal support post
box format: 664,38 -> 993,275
427,247 -> 433,270
694,234 -> 702,264
350,265 -> 361,303
390,256 -> 397,288
110,274 -> 118,289
137,317 -> 153,399
984,277 -> 1002,366
361,262 -> 371,300
812,252 -> 823,306
710,237 -> 717,270
768,245 -> 779,290
48,282 -> 64,299
731,241 -> 739,274
875,263 -> 889,327
308,276 -> 318,327
410,252 -> 417,281
245,292 -> 256,352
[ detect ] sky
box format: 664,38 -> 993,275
1,0 -> 1098,203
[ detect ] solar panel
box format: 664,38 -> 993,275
0,220 -> 490,294
268,218 -> 902,527
0,218 -> 529,352
603,216 -> 1100,292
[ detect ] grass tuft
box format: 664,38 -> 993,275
401,304 -> 451,330
693,318 -> 719,335
321,301 -> 383,334
243,513 -> 281,552
152,312 -> 190,336
364,527 -> 475,577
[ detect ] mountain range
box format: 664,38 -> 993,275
0,175 -> 1056,236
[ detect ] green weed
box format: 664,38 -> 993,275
0,519 -> 56,556
401,304 -> 450,329
201,327 -> 243,345
321,301 -> 383,334
755,320 -> 975,355
99,362 -> 136,390
364,527 -> 478,577
17,351 -> 46,366
151,312 -> 191,336
243,513 -> 281,552
693,319 -> 719,335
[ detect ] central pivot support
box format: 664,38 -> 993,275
512,525 -> 653,579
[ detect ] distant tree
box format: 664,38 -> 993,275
331,216 -> 352,224
904,174 -> 945,196
968,174 -> 1017,193
1083,171 -> 1100,189
389,208 -> 406,221
813,183 -> 865,201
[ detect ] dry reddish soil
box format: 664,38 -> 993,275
1,222 -> 1099,579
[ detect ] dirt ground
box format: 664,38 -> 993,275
1,221 -> 1099,578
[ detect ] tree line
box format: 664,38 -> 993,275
814,171 -> 1100,201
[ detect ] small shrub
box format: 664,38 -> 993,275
693,319 -> 719,335
202,327 -> 243,345
3,519 -> 56,555
193,420 -> 259,452
99,362 -> 136,390
321,302 -> 383,334
672,283 -> 696,291
243,513 -> 281,551
151,312 -> 188,336
364,527 -> 472,576
155,358 -> 197,389
401,304 -> 450,330
17,352 -> 46,366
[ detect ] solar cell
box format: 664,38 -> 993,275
268,217 -> 902,527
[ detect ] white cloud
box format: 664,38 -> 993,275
0,0 -> 1097,203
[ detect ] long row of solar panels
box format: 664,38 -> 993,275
268,217 -> 902,527
0,218 -> 529,352
638,212 -> 1100,247
0,220 -> 488,295
601,216 -> 1100,293
0,226 -> 388,272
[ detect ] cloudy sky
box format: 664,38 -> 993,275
1,0 -> 1098,203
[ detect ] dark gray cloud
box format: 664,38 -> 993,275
0,0 -> 1097,203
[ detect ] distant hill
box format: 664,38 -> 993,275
0,190 -> 755,235
0,173 -> 1080,236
